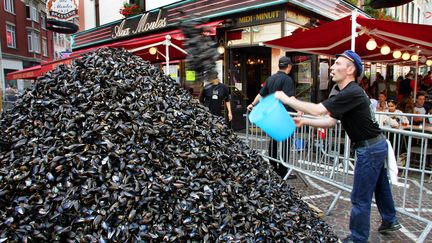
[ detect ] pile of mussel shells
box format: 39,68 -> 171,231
180,19 -> 219,81
0,48 -> 338,242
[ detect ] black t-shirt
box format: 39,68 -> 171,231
399,78 -> 411,95
201,82 -> 230,116
259,71 -> 295,111
259,71 -> 295,97
322,81 -> 381,142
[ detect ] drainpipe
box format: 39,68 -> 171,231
0,38 -> 5,103
95,0 -> 100,27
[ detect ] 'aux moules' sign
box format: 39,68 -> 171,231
112,9 -> 169,39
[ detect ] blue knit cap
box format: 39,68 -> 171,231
336,50 -> 363,77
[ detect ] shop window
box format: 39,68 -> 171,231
6,24 -> 16,48
292,55 -> 313,102
4,0 -> 14,13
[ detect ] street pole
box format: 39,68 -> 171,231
351,9 -> 358,52
0,38 -> 5,111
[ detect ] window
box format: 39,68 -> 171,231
27,31 -> 33,51
27,2 -> 39,22
6,24 -> 16,48
27,30 -> 40,53
418,8 -> 420,24
41,14 -> 46,29
4,0 -> 14,13
411,3 -> 414,23
42,39 -> 48,56
26,5 -> 30,19
406,4 -> 409,22
33,32 -> 40,53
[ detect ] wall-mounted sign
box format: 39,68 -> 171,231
46,0 -> 79,33
47,0 -> 79,21
112,9 -> 168,39
233,10 -> 284,28
286,10 -> 310,26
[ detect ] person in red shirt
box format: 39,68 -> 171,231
423,71 -> 432,89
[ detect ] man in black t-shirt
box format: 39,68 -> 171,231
275,50 -> 400,243
199,73 -> 232,122
247,56 -> 295,178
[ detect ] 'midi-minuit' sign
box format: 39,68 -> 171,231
234,10 -> 284,28
112,10 -> 168,39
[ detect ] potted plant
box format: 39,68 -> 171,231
120,2 -> 142,18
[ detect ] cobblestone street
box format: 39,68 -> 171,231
289,174 -> 432,242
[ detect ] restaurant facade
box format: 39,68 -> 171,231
71,0 -> 362,131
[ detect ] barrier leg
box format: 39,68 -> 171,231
417,222 -> 432,243
326,190 -> 342,216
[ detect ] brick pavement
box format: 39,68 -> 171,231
288,174 -> 432,243
236,133 -> 432,242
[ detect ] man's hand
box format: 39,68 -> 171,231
247,104 -> 254,111
274,91 -> 291,104
228,112 -> 233,121
293,117 -> 305,127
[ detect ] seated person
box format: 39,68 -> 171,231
386,100 -> 409,127
413,92 -> 427,125
376,92 -> 388,112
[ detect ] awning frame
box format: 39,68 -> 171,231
129,35 -> 187,76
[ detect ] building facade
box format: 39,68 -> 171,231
386,0 -> 431,24
0,0 -> 55,94
72,0 -> 364,131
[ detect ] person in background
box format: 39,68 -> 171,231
376,92 -> 388,112
413,91 -> 426,125
199,71 -> 233,123
247,56 -> 295,178
397,96 -> 414,114
376,72 -> 386,96
409,72 -> 420,95
274,50 -> 401,243
398,73 -> 412,102
360,77 -> 373,98
386,100 -> 409,127
386,78 -> 398,102
422,71 -> 432,90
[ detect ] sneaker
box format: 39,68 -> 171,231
378,221 -> 402,234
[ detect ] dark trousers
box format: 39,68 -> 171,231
350,139 -> 397,242
269,138 -> 291,177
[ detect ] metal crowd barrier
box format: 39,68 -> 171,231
1,100 -> 15,112
244,111 -> 432,243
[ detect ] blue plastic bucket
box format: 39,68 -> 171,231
248,94 -> 296,141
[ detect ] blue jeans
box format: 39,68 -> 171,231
350,139 -> 398,242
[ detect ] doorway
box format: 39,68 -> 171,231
228,46 -> 271,131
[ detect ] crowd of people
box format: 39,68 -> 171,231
360,71 -> 432,128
